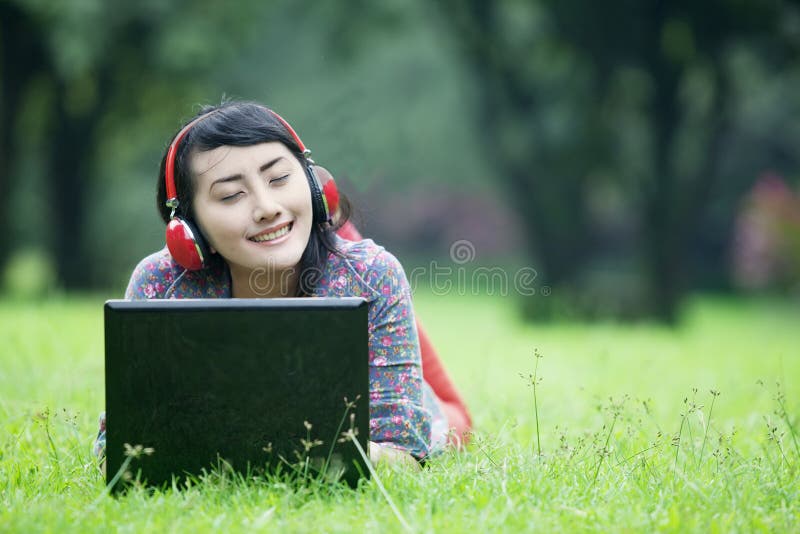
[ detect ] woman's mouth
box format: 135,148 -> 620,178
249,222 -> 293,244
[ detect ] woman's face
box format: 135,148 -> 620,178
189,142 -> 313,281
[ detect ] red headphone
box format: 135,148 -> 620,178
164,107 -> 340,271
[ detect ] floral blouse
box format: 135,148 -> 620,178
96,236 -> 433,460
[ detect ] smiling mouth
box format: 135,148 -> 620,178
249,222 -> 293,243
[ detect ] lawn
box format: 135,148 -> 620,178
1,292 -> 798,532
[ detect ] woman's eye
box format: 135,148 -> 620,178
270,175 -> 290,184
221,192 -> 243,202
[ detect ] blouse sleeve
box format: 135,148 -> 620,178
124,250 -> 184,300
93,412 -> 106,460
366,250 -> 431,459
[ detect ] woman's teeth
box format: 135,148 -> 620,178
250,223 -> 291,242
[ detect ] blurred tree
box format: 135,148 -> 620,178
0,0 -> 264,289
433,1 -> 598,294
4,0 -> 799,311
435,0 -> 799,321
0,2 -> 45,288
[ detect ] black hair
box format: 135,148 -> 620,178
156,100 -> 353,297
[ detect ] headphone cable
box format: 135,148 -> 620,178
164,268 -> 189,299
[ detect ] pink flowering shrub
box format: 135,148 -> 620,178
732,173 -> 800,294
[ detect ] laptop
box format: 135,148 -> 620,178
104,297 -> 370,489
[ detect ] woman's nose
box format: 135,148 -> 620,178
251,186 -> 281,222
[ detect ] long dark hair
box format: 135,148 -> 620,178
156,101 -> 353,296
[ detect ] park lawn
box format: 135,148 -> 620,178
0,292 -> 798,533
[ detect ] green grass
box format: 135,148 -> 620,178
1,292 -> 798,532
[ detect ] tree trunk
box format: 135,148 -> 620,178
439,0 -> 588,288
0,4 -> 44,279
641,1 -> 683,323
50,88 -> 92,289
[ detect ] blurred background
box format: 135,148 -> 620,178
1,0 -> 799,322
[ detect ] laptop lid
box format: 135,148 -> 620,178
104,297 -> 370,489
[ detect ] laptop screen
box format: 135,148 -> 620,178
104,297 -> 370,489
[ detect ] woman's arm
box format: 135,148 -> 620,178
338,220 -> 472,445
364,249 -> 431,463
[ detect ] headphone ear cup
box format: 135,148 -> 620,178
306,164 -> 330,225
166,217 -> 210,271
320,171 -> 340,220
308,165 -> 339,225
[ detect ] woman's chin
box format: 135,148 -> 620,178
242,243 -> 306,273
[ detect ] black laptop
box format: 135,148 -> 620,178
104,297 -> 370,489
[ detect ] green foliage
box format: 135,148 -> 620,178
3,0 -> 495,290
4,0 -> 800,303
1,247 -> 56,299
1,292 -> 798,531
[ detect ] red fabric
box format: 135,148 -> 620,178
337,221 -> 472,445
335,220 -> 362,242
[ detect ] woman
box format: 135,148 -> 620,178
96,100 -> 470,467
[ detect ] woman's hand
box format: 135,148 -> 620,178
368,441 -> 421,470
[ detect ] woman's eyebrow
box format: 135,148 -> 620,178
209,157 -> 286,192
259,156 -> 284,173
209,174 -> 243,192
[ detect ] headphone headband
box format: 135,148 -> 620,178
164,113 -> 213,210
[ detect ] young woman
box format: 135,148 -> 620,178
95,101 -> 471,467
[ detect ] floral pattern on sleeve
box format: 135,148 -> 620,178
314,240 -> 432,459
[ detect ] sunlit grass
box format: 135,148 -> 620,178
0,293 -> 798,532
